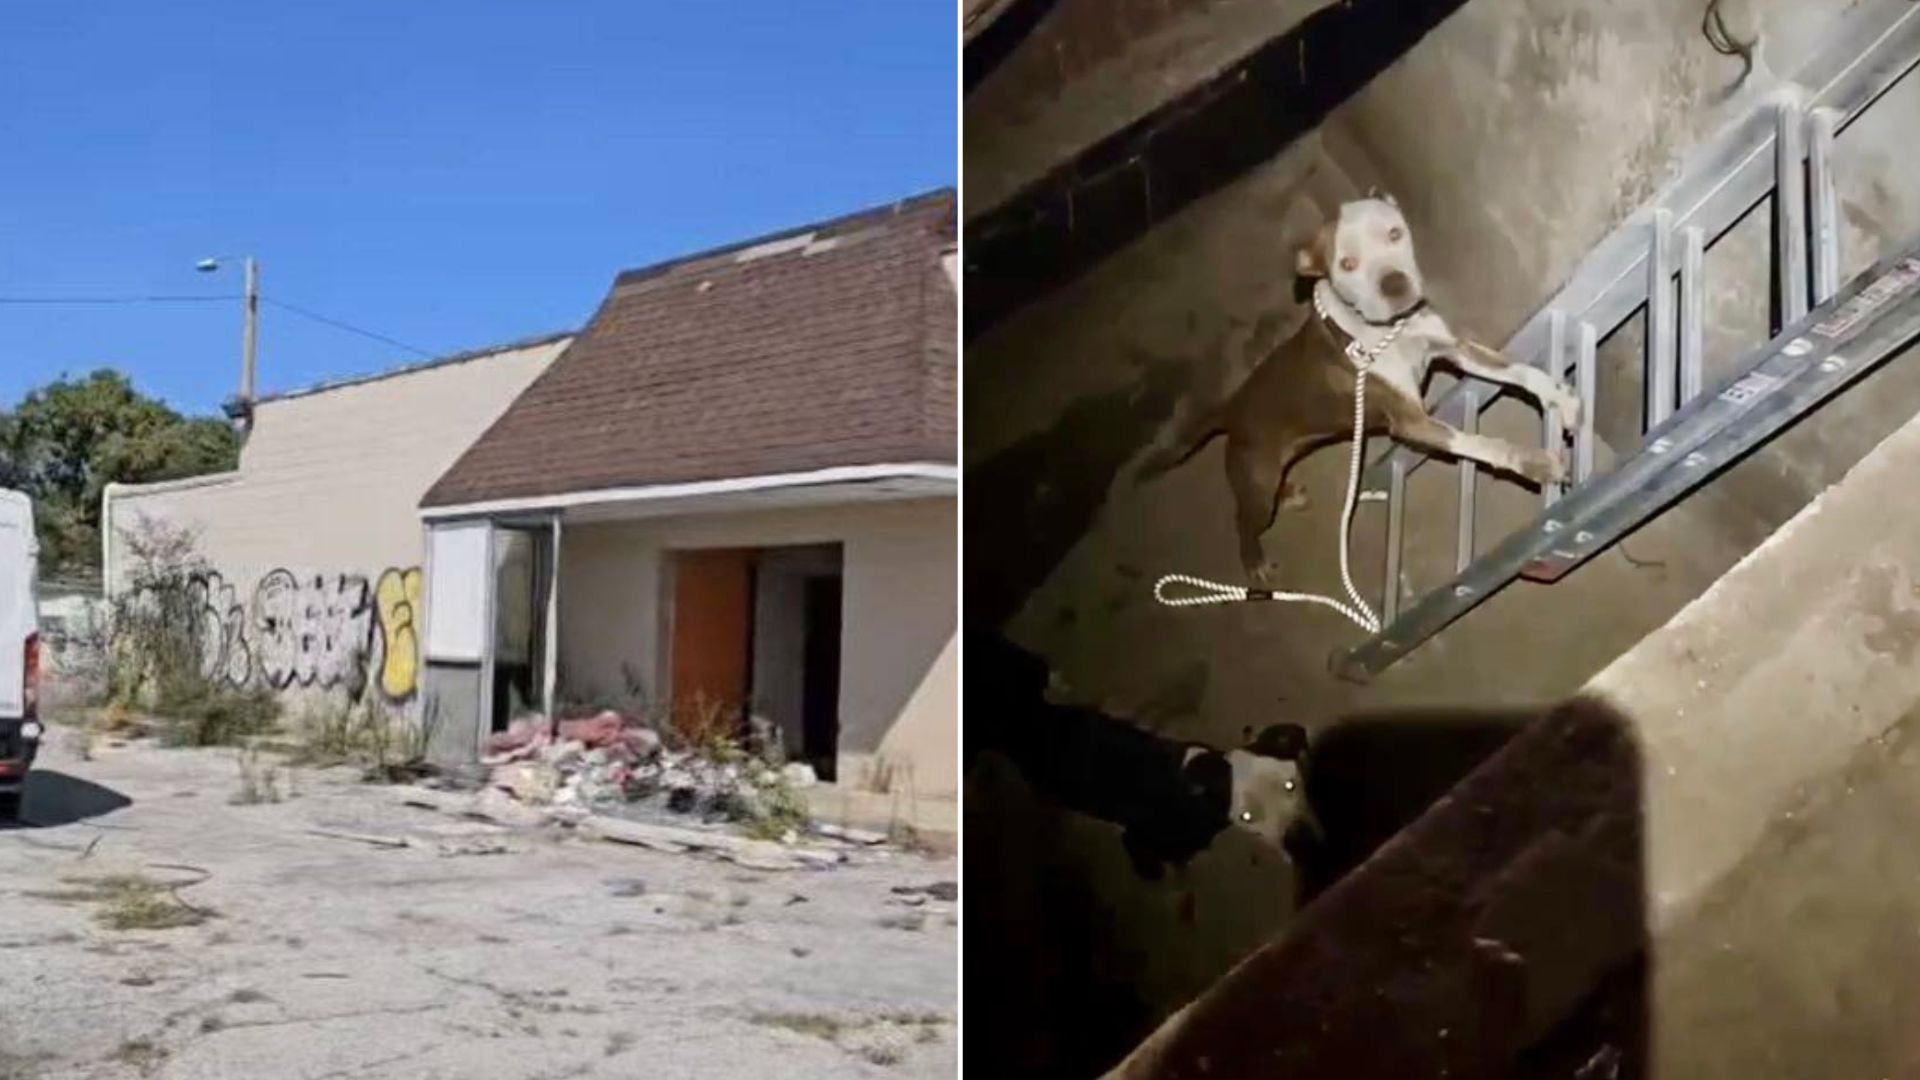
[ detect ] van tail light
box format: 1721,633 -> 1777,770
23,633 -> 39,720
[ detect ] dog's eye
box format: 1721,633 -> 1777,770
1388,227 -> 1404,242
1338,255 -> 1359,272
1284,779 -> 1296,792
1239,810 -> 1254,823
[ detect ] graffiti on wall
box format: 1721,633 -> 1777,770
374,568 -> 424,701
187,566 -> 425,702
186,572 -> 252,688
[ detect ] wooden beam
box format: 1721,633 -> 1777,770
964,0 -> 1472,340
965,0 -> 1061,90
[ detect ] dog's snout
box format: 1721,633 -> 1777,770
1380,270 -> 1412,301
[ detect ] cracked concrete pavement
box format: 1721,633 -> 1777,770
0,734 -> 957,1079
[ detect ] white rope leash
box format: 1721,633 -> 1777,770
1154,286 -> 1408,634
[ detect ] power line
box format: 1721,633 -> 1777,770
0,288 -> 438,360
259,296 -> 436,359
0,294 -> 237,304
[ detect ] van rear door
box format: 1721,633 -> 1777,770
0,492 -> 32,719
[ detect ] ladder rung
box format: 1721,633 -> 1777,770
1455,389 -> 1478,573
1809,107 -> 1842,305
1680,225 -> 1707,405
1648,208 -> 1677,429
1777,96 -> 1810,328
1383,458 -> 1407,623
1575,320 -> 1598,483
1544,311 -> 1567,507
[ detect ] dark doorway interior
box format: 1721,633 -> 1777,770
800,574 -> 843,781
490,523 -> 552,733
745,544 -> 844,781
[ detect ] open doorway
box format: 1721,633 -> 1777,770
489,524 -> 552,733
667,543 -> 844,780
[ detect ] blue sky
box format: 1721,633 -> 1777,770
0,3 -> 955,414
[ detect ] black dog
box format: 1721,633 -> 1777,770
969,628 -> 1312,880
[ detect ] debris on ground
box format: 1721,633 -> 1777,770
433,837 -> 515,858
606,877 -> 649,898
306,827 -> 411,849
815,823 -> 887,845
581,815 -> 843,871
394,708 -> 865,866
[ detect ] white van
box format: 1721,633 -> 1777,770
0,489 -> 42,818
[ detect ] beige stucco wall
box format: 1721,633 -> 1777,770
557,496 -> 958,799
106,336 -> 567,704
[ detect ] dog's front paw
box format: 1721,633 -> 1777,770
1556,388 -> 1583,433
1519,447 -> 1570,486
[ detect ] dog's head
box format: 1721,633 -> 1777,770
1295,194 -> 1426,323
1220,722 -> 1318,850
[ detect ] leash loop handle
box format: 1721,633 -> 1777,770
1154,284 -> 1401,635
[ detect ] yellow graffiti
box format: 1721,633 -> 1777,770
375,567 -> 425,700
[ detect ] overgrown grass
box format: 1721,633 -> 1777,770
108,1037 -> 169,1075
746,1009 -> 945,1066
749,1011 -> 849,1041
231,744 -> 283,805
287,697 -> 434,783
105,519 -> 282,747
736,758 -> 810,841
26,873 -> 214,931
152,677 -> 280,748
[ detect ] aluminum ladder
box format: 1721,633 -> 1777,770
1334,0 -> 1920,682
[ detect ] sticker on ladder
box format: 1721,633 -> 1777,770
1719,372 -> 1781,405
1813,258 -> 1920,338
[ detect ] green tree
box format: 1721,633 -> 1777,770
0,370 -> 238,579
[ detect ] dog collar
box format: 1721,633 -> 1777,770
1312,281 -> 1412,369
1314,280 -> 1426,326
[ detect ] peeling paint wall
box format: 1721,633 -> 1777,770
966,0 -> 1920,1072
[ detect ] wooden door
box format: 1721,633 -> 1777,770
669,548 -> 754,736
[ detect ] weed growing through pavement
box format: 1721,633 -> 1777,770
231,744 -> 283,805
26,872 -> 214,931
746,1009 -> 946,1066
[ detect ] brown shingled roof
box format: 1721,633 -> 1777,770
421,189 -> 956,509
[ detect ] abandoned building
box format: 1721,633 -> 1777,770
416,191 -> 958,807
106,189 -> 958,826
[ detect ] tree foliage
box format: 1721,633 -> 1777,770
0,370 -> 239,579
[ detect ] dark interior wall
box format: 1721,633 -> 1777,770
965,1 -> 1920,1076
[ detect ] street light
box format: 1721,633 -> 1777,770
196,256 -> 259,425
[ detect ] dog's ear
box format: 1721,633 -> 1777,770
1247,722 -> 1309,761
1366,185 -> 1399,208
1295,222 -> 1335,278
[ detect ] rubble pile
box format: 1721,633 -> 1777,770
480,710 -> 818,832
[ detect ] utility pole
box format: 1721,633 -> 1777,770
198,254 -> 260,431
241,256 -> 259,406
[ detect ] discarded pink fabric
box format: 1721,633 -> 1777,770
557,711 -> 624,747
483,715 -> 553,762
557,710 -> 660,762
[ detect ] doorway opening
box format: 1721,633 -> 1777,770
489,523 -> 552,734
667,543 -> 844,781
